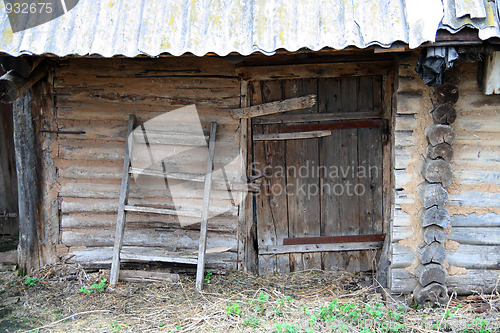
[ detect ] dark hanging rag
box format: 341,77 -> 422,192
415,47 -> 459,86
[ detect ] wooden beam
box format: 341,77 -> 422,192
283,234 -> 385,245
230,95 -> 316,119
259,241 -> 383,255
253,130 -> 331,141
0,56 -> 43,79
196,122 -> 217,291
0,62 -> 49,104
103,269 -> 180,283
13,90 -> 40,273
236,61 -> 393,80
279,119 -> 382,133
253,110 -> 382,125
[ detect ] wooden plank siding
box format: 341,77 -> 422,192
53,57 -> 242,269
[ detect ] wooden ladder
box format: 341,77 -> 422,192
110,114 -> 217,290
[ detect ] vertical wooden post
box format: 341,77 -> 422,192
13,89 -> 40,274
196,122 -> 217,291
110,114 -> 136,286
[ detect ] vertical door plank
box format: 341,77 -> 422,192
283,79 -> 321,271
251,81 -> 276,275
318,78 -> 346,270
339,78 -> 360,272
261,80 -> 290,273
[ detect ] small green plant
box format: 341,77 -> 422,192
274,322 -> 298,333
79,286 -> 91,295
79,278 -> 108,295
243,315 -> 260,328
24,276 -> 38,287
91,278 -> 107,292
226,302 -> 241,317
204,270 -> 212,283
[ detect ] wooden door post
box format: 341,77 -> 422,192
13,89 -> 41,274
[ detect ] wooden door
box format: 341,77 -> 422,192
251,77 -> 385,275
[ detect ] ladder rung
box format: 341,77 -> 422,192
123,205 -> 201,218
129,167 -> 205,182
133,130 -> 208,146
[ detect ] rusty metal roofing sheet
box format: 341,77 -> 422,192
0,0 -> 498,57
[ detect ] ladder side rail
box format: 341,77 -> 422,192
195,122 -> 217,290
110,114 -> 136,286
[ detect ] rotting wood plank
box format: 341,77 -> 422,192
283,234 -> 385,245
196,122 -> 217,290
230,95 -> 316,119
253,111 -> 382,125
279,120 -> 382,133
259,241 -> 383,255
253,130 -> 331,141
110,115 -> 136,286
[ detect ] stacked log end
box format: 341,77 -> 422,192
414,83 -> 459,305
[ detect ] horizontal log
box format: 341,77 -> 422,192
419,206 -> 450,228
279,120 -> 382,133
448,191 -> 500,208
64,246 -> 236,270
421,158 -> 453,187
395,92 -> 423,115
417,182 -> 448,208
258,241 -> 383,255
61,229 -> 237,249
393,209 -> 412,227
451,213 -> 500,227
430,103 -> 457,124
423,225 -> 447,245
448,244 -> 500,269
61,213 -> 237,233
414,282 -> 449,305
426,124 -> 455,146
427,143 -> 453,161
253,130 -> 331,141
416,263 -> 447,287
394,130 -> 418,147
448,227 -> 500,245
447,269 -> 500,295
390,268 -> 418,293
283,234 -> 385,245
420,242 -> 446,265
102,269 -> 180,283
236,61 -> 393,80
231,95 -> 316,119
391,243 -> 415,268
253,111 -> 382,125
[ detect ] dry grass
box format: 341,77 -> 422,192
0,263 -> 498,332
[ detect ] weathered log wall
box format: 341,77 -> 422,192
390,54 -> 500,296
52,57 -> 242,269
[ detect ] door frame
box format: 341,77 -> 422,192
237,60 -> 395,274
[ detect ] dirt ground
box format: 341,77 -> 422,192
0,263 -> 499,333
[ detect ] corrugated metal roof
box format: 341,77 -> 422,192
0,0 -> 498,57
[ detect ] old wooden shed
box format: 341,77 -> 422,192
0,0 -> 499,300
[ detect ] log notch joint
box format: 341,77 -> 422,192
414,82 -> 459,305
